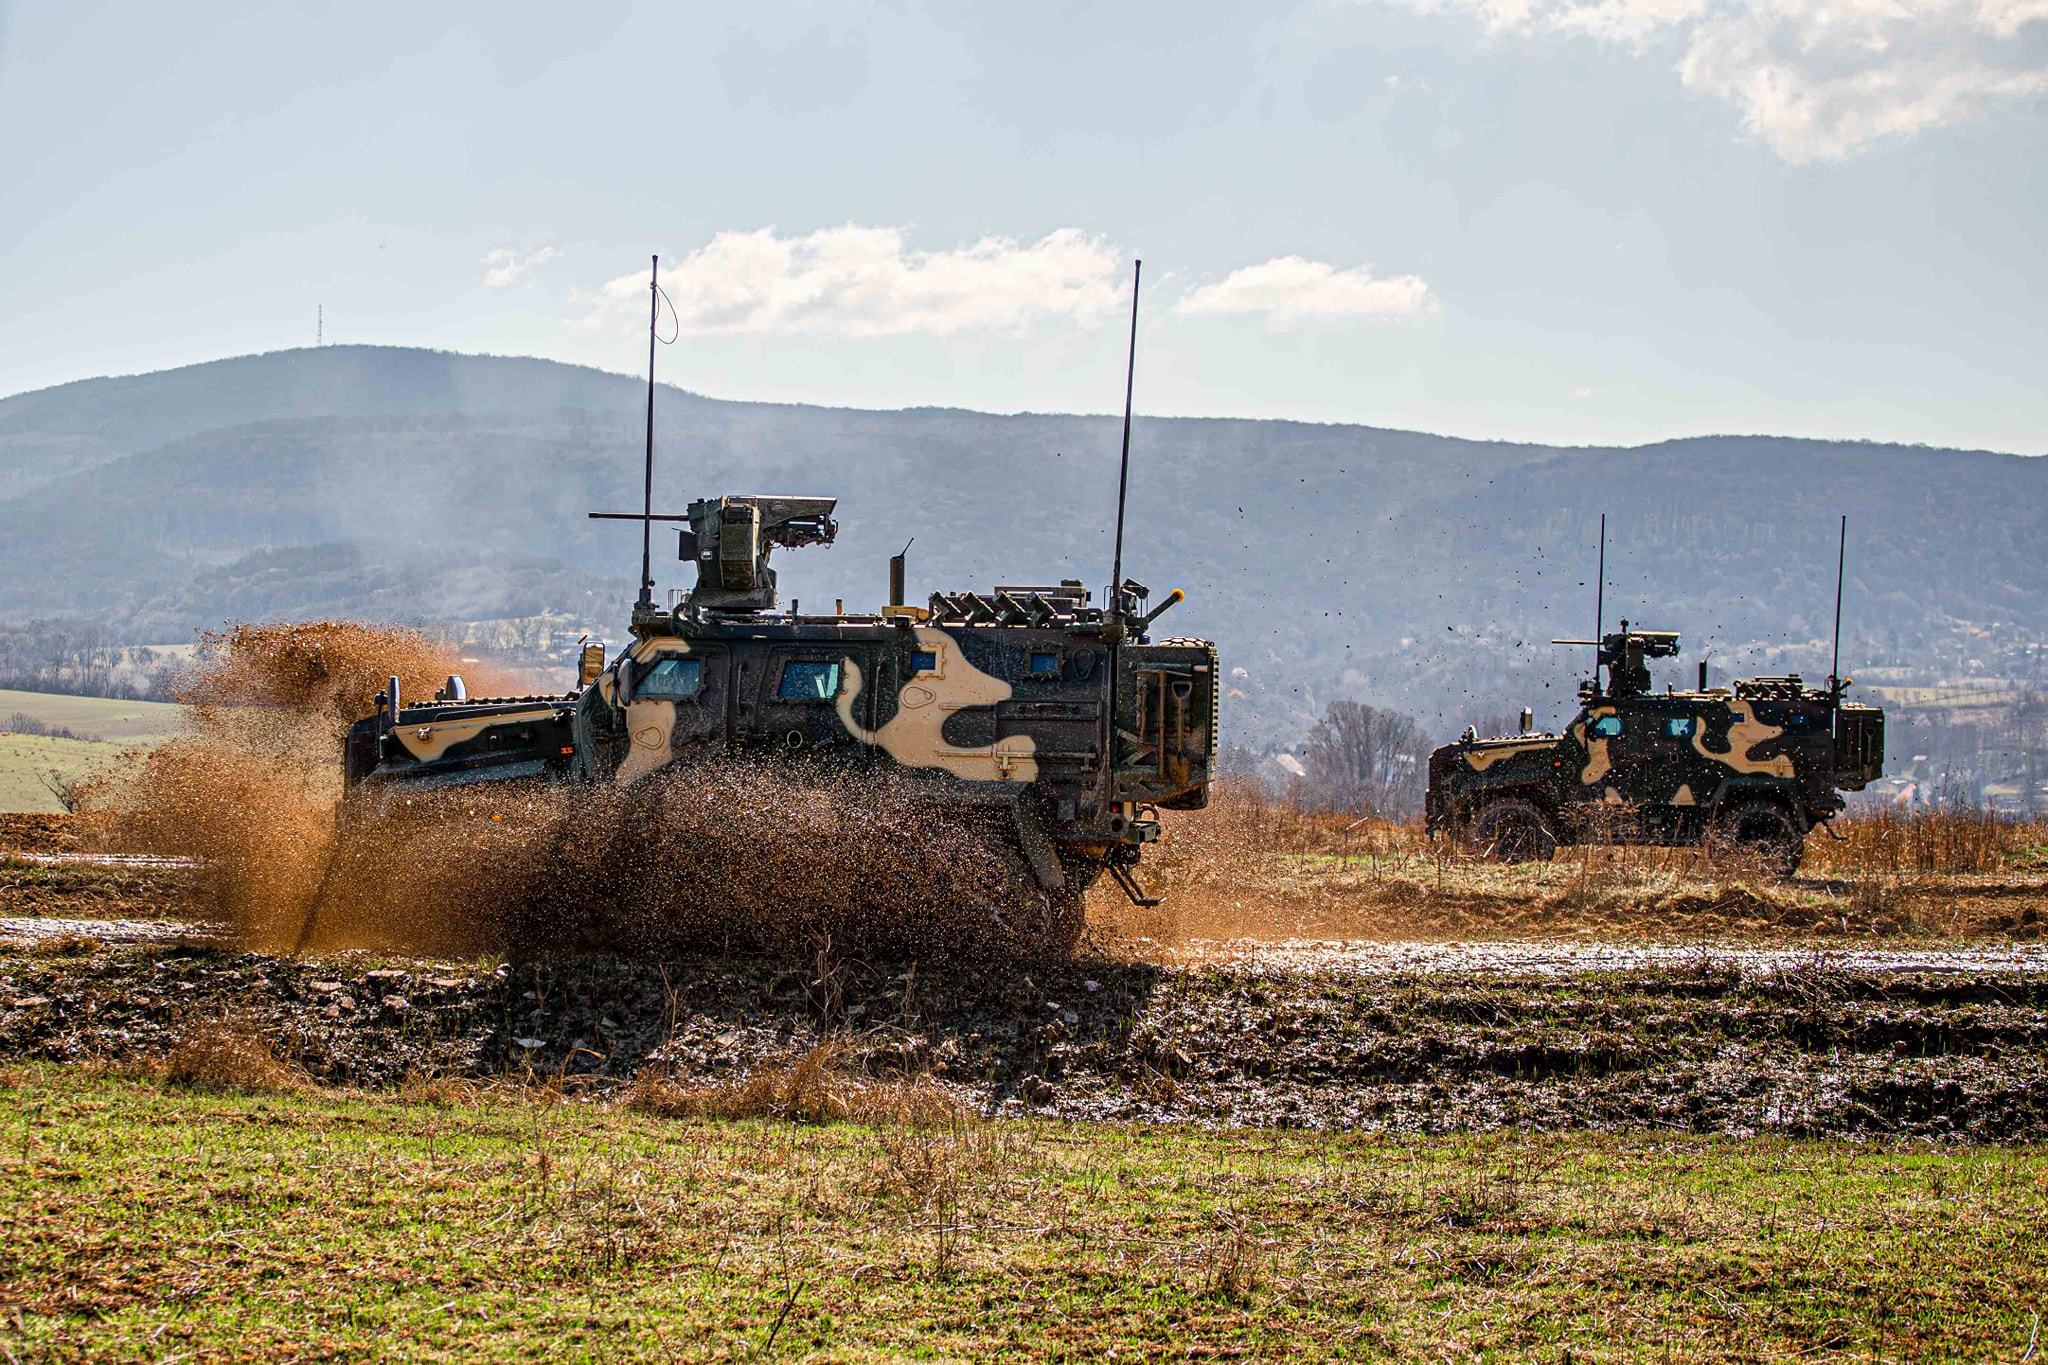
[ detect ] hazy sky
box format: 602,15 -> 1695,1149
1,0 -> 2042,450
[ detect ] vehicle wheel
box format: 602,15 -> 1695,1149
1466,798 -> 1558,864
1708,799 -> 1803,877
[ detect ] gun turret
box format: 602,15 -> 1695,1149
1554,620 -> 1680,700
678,495 -> 838,614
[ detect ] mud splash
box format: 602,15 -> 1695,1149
81,621 -> 1066,961
78,622 -> 523,950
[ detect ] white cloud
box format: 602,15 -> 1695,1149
482,246 -> 559,289
1173,256 -> 1437,326
580,226 -> 1125,337
1369,0 -> 2048,161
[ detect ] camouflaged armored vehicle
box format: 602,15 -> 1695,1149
342,494 -> 1218,948
1424,623 -> 1884,874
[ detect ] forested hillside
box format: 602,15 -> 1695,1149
4,346 -> 2043,745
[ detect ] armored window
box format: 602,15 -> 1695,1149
1590,715 -> 1623,738
910,650 -> 937,675
1029,651 -> 1061,677
1665,716 -> 1697,739
776,660 -> 842,700
637,657 -> 702,700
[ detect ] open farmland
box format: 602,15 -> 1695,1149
0,689 -> 185,813
0,734 -> 132,814
0,688 -> 185,744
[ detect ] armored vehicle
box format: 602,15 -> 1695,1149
1424,622 -> 1884,875
342,493 -> 1217,948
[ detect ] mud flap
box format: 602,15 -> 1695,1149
1011,798 -> 1066,895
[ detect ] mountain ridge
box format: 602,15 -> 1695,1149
3,345 -> 2041,744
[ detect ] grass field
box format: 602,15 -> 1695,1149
0,690 -> 185,813
0,733 -> 135,813
0,688 -> 185,744
2,1064 -> 2042,1362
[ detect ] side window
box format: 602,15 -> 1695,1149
1665,716 -> 1698,739
637,656 -> 702,700
1590,715 -> 1624,738
910,650 -> 938,675
777,660 -> 842,700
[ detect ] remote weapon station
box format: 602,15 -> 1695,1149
1424,516 -> 1884,875
341,258 -> 1217,950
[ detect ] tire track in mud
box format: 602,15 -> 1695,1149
3,935 -> 2045,1140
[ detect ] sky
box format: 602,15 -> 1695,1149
0,0 -> 2042,452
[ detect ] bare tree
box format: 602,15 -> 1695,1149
1299,700 -> 1431,818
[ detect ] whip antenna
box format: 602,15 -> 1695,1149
1108,259 -> 1141,623
1594,513 -> 1606,645
637,254 -> 660,610
1830,513 -> 1847,715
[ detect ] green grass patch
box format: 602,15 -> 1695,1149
0,734 -> 134,814
2,1064 -> 2043,1361
0,688 -> 185,745
0,689 -> 185,813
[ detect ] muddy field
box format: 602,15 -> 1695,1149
8,811 -> 2048,1141
4,920 -> 2043,1140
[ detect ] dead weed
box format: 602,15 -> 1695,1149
627,1041 -> 967,1127
161,1019 -> 310,1096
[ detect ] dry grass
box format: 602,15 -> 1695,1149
628,1041 -> 968,1127
26,931 -> 105,957
1804,806 -> 2041,875
1091,783 -> 2048,952
160,1019 -> 310,1096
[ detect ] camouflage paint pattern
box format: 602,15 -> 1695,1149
342,494 -> 1219,898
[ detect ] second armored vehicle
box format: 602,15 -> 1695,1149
1424,623 -> 1884,875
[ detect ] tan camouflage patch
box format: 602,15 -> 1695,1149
1578,713 -> 1614,786
393,707 -> 562,764
1694,700 -> 1796,778
626,636 -> 695,662
1672,784 -> 1697,806
1465,740 -> 1553,772
615,699 -> 678,786
837,627 -> 1038,782
604,639 -> 699,784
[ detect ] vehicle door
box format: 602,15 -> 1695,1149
633,647 -> 729,761
1639,704 -> 1709,807
751,649 -> 863,758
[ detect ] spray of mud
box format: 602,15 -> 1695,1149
79,622 -> 523,951
84,620 -> 1071,962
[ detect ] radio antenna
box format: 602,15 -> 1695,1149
1108,259 -> 1141,624
1594,513 -> 1606,689
637,254 -> 660,611
1829,513 -> 1847,707
1548,513 -> 1617,690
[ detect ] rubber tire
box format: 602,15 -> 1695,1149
1467,798 -> 1559,864
1709,799 -> 1804,878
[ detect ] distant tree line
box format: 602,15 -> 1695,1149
0,620 -> 180,701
